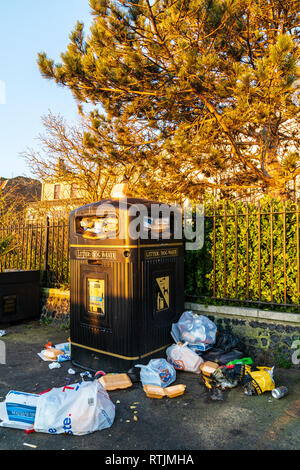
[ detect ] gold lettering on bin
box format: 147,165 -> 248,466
77,250 -> 116,260
145,248 -> 178,259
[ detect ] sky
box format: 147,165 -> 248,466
0,0 -> 93,179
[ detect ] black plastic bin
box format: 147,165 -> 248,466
0,270 -> 40,324
69,196 -> 184,372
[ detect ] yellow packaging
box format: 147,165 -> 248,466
248,367 -> 275,395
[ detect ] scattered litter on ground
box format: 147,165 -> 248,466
48,362 -> 61,370
43,348 -> 64,361
0,331 -> 6,337
0,381 -> 115,436
272,386 -> 288,399
23,443 -> 37,449
1,310 -> 292,439
80,371 -> 93,380
166,342 -> 203,373
137,359 -> 176,388
98,373 -> 133,391
38,341 -> 71,362
143,384 -> 186,399
0,390 -> 39,431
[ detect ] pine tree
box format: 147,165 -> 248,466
38,0 -> 300,200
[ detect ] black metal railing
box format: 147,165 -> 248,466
185,200 -> 300,311
0,217 -> 70,288
1,200 -> 300,312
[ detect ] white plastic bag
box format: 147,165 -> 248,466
34,380 -> 115,436
136,359 -> 176,388
166,342 -> 204,374
171,311 -> 217,352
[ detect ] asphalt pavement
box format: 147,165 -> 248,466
0,321 -> 299,451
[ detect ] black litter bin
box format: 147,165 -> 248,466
69,191 -> 184,372
0,270 -> 40,324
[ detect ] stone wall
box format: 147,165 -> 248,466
39,290 -> 300,367
40,288 -> 70,327
186,303 -> 300,367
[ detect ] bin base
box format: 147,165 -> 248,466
71,343 -> 170,374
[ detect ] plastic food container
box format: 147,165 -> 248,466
164,384 -> 186,398
98,374 -> 133,391
200,361 -> 219,377
143,384 -> 186,399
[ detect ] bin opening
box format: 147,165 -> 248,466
76,215 -> 118,239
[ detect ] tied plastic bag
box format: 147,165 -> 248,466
34,380 -> 115,436
171,311 -> 217,352
166,342 -> 204,374
136,359 -> 176,388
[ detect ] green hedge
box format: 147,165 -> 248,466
185,199 -> 300,310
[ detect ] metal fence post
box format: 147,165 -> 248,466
43,216 -> 50,286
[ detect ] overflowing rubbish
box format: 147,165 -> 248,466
1,308 -> 289,440
144,384 -> 186,399
137,359 -> 176,388
98,374 -> 133,391
271,386 -> 288,399
166,342 -> 203,373
171,311 -> 217,352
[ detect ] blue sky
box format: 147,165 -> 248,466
0,0 -> 93,179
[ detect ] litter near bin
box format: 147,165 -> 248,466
0,390 -> 39,431
137,359 -> 176,388
38,342 -> 71,362
80,371 -> 93,380
171,311 -> 217,353
98,374 -> 133,391
49,362 -> 61,370
243,367 -> 275,396
272,386 -> 288,399
166,342 -> 203,373
226,357 -> 253,366
0,381 -> 115,436
144,384 -> 186,399
34,380 -> 115,436
43,348 -> 64,361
